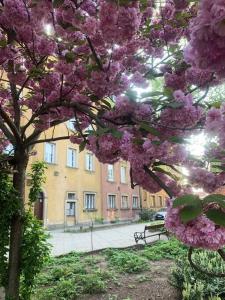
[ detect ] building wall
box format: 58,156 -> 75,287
27,124 -> 102,228
101,161 -> 141,222
141,189 -> 168,210
25,122 -> 166,228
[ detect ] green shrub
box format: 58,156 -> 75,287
139,208 -> 155,221
142,238 -> 187,260
20,212 -> 51,300
104,249 -> 148,273
170,250 -> 225,300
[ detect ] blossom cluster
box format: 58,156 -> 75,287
165,198 -> 225,250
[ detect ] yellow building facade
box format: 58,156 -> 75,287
141,189 -> 168,210
26,122 -> 102,229
24,121 -> 167,228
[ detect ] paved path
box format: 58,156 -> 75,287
49,223 -> 166,256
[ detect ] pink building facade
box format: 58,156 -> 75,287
100,161 -> 141,222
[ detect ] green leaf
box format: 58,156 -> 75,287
65,52 -> 75,63
215,165 -> 225,171
163,87 -> 173,98
141,91 -> 162,98
110,129 -> 123,139
153,166 -> 179,181
0,39 -> 7,48
126,89 -> 137,101
79,141 -> 87,152
168,136 -> 186,144
180,205 -> 202,224
167,102 -> 184,109
140,123 -> 161,137
151,140 -> 162,145
133,138 -> 144,146
94,127 -> 109,136
206,209 -> 225,227
53,0 -> 64,8
203,194 -> 225,209
173,194 -> 201,208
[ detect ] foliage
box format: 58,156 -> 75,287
0,172 -> 20,287
104,249 -> 148,273
170,250 -> 225,300
20,212 -> 51,300
28,161 -> 47,204
139,208 -> 155,221
0,164 -> 50,299
142,238 -> 187,261
33,253 -> 111,300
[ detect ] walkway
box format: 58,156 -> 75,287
49,222 -> 166,256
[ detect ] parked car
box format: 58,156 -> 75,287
153,208 -> 167,221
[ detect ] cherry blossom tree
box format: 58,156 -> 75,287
1,0 -> 225,298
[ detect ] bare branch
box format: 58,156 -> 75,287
86,36 -> 103,71
0,106 -> 22,144
27,135 -> 71,146
144,165 -> 174,198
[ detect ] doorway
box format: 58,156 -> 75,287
34,191 -> 44,221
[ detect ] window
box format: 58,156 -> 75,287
84,193 -> 95,210
158,196 -> 163,207
66,202 -> 75,216
151,195 -> 156,207
44,143 -> 56,163
67,118 -> 76,131
66,193 -> 76,216
68,192 -> 76,200
108,194 -> 116,209
85,153 -> 94,171
121,195 -> 129,209
132,196 -> 139,208
67,148 -> 77,168
107,164 -> 114,181
120,166 -> 126,183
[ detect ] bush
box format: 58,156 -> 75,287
139,208 -> 155,221
20,212 -> 51,300
104,249 -> 148,273
142,239 -> 187,261
170,250 -> 225,300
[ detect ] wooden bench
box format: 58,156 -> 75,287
134,223 -> 168,244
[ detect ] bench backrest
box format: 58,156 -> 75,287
145,223 -> 165,231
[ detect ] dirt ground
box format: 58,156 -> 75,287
80,260 -> 181,300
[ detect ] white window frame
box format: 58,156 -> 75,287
132,195 -> 139,209
120,165 -> 127,183
66,192 -> 76,216
85,152 -> 94,171
44,142 -> 56,164
67,148 -> 77,168
108,194 -> 117,209
67,118 -> 76,131
121,195 -> 129,209
84,193 -> 96,210
107,164 -> 114,182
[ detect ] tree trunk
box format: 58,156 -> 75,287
5,152 -> 28,300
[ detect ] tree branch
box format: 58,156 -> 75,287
0,119 -> 15,143
27,135 -> 71,146
0,107 -> 22,145
144,165 -> 174,198
86,36 -> 103,71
